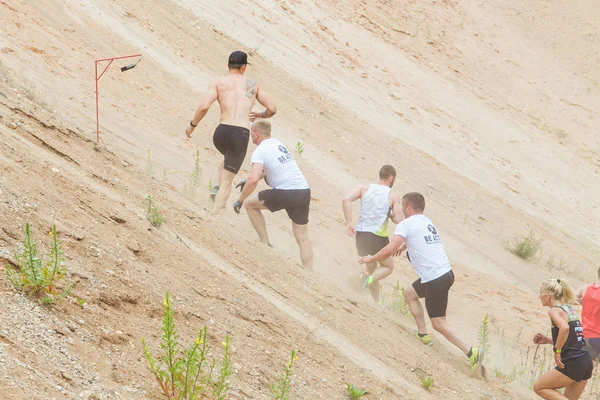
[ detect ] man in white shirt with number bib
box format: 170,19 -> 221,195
233,119 -> 313,270
359,192 -> 484,372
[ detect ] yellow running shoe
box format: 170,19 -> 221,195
416,333 -> 433,346
469,347 -> 484,371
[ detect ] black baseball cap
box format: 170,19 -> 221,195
228,51 -> 250,67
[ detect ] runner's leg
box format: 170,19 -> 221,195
292,222 -> 313,270
244,195 -> 271,245
212,170 -> 235,214
533,369 -> 574,399
563,380 -> 588,400
404,286 -> 427,334
365,262 -> 379,301
430,317 -> 469,354
368,257 -> 393,301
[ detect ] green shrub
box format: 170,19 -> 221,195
142,292 -> 233,399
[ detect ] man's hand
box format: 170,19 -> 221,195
554,352 -> 564,369
346,224 -> 356,237
358,255 -> 374,265
236,180 -> 247,192
233,200 -> 243,214
185,125 -> 195,138
249,111 -> 262,122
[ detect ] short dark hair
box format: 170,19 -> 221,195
379,165 -> 396,180
402,192 -> 425,211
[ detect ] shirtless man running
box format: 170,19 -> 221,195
185,51 -> 277,214
342,165 -> 402,302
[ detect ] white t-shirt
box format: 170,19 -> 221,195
394,214 -> 451,283
250,138 -> 309,190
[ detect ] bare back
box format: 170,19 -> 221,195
215,74 -> 258,129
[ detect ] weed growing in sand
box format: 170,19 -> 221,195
146,148 -> 154,178
478,314 -> 491,358
5,223 -> 71,304
162,170 -> 168,182
345,383 -> 367,399
493,366 -> 524,383
546,256 -> 568,272
508,231 -> 542,260
421,377 -> 434,390
146,195 -> 164,227
270,349 -> 298,400
142,292 -> 233,399
390,282 -> 413,319
295,142 -> 304,157
184,150 -> 203,199
76,297 -> 86,307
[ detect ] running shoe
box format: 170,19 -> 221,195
361,274 -> 374,288
416,333 -> 433,346
209,185 -> 219,201
468,347 -> 484,371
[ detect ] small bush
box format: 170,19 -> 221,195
142,292 -> 233,399
421,377 -> 434,390
184,150 -> 203,199
345,383 -> 367,399
146,195 -> 164,227
478,314 -> 491,358
508,231 -> 542,260
5,223 -> 71,304
270,349 -> 298,400
390,282 -> 413,319
295,142 -> 304,156
493,366 -> 524,383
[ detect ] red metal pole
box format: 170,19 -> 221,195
94,54 -> 142,143
95,61 -> 99,143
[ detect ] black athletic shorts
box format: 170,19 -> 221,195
355,232 -> 389,256
412,270 -> 454,319
212,124 -> 250,174
259,188 -> 311,225
556,352 -> 594,382
586,338 -> 600,360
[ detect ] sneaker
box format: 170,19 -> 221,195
209,185 -> 219,201
468,347 -> 484,371
361,274 -> 374,288
416,333 -> 433,346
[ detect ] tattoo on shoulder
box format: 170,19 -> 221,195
245,78 -> 257,98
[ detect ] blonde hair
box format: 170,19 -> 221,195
542,278 -> 575,304
252,119 -> 271,137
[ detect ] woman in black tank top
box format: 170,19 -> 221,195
532,278 -> 593,399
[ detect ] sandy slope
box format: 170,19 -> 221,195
0,0 -> 599,398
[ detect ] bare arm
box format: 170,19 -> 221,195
238,163 -> 264,203
549,308 -> 570,368
186,81 -> 218,137
359,235 -> 405,264
250,82 -> 277,121
389,194 -> 403,224
342,186 -> 365,237
575,284 -> 588,305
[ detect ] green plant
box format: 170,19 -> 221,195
508,231 -> 542,260
146,148 -> 154,178
478,314 -> 491,358
295,142 -> 304,156
270,349 -> 298,400
390,282 -> 413,319
345,383 -> 367,399
5,223 -> 71,304
76,297 -> 86,307
493,366 -> 524,383
421,377 -> 434,390
184,150 -> 203,199
142,292 -> 233,399
146,195 -> 164,227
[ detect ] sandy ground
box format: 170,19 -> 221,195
0,0 -> 599,398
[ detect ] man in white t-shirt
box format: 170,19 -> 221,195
233,119 -> 313,269
359,192 -> 484,372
